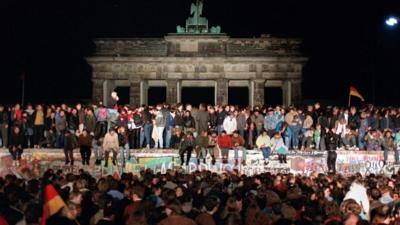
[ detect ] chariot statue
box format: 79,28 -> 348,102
176,0 -> 222,34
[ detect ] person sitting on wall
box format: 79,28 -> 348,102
170,126 -> 184,150
231,130 -> 246,166
217,130 -> 232,164
179,131 -> 195,166
256,129 -> 272,165
102,128 -> 119,167
271,132 -> 288,164
8,126 -> 25,167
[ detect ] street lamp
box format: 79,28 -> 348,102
386,17 -> 398,26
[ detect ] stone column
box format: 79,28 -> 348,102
103,80 -> 115,107
129,79 -> 141,106
215,78 -> 228,105
282,80 -> 292,106
140,80 -> 149,105
177,81 -> 182,103
251,79 -> 265,107
291,79 -> 302,105
166,79 -> 179,105
92,79 -> 104,104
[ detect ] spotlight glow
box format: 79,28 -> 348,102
386,17 -> 398,26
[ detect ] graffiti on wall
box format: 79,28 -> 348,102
0,149 -> 400,178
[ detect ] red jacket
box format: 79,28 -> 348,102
231,135 -> 245,147
218,135 -> 232,149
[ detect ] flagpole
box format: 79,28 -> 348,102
21,74 -> 25,107
348,94 -> 351,107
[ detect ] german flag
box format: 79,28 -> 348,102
41,184 -> 66,225
349,86 -> 365,102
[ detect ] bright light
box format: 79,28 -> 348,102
386,17 -> 398,26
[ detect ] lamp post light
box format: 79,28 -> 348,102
386,17 -> 398,27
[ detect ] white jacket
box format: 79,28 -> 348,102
343,182 -> 370,217
223,117 -> 237,135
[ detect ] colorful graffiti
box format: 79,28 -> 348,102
0,149 -> 399,178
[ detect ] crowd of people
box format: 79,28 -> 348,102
1,102 -> 400,168
1,168 -> 400,225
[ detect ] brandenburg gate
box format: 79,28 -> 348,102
87,0 -> 307,107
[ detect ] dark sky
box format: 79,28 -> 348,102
1,0 -> 400,105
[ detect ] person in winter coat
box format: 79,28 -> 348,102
84,109 -> 97,135
256,129 -> 272,165
394,131 -> 400,163
216,107 -> 228,135
170,127 -> 184,150
64,130 -> 78,166
250,110 -> 264,137
325,128 -> 339,173
55,110 -> 67,148
217,130 -> 232,164
78,129 -> 92,166
8,126 -> 25,166
68,109 -> 79,134
165,108 -> 175,149
208,107 -> 217,131
33,104 -> 45,148
223,113 -> 237,135
196,104 -> 210,134
271,132 -> 288,164
236,109 -> 248,138
0,105 -> 9,148
154,105 -> 167,149
102,128 -> 119,167
195,130 -> 209,165
179,131 -> 195,166
182,111 -> 196,135
343,181 -> 370,220
264,109 -> 278,137
22,110 -> 34,148
95,104 -> 108,138
231,131 -> 246,165
205,130 -> 218,165
382,130 -> 394,165
244,122 -> 257,149
117,126 -> 129,168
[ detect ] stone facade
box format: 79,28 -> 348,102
87,34 -> 307,107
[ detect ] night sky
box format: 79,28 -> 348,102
1,0 -> 400,106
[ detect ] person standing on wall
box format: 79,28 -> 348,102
0,105 -> 9,148
325,127 -> 339,173
64,130 -> 78,166
78,129 -> 92,166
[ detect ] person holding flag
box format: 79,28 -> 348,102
42,184 -> 80,225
